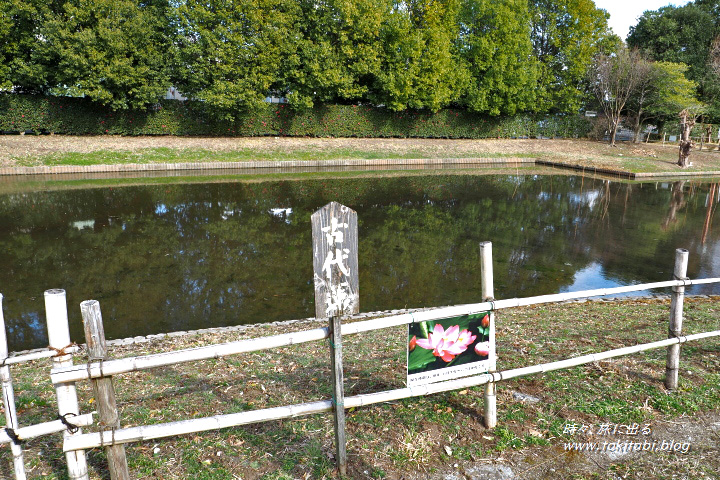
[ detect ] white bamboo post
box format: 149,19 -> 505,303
665,249 -> 689,390
44,289 -> 89,480
0,294 -> 26,480
479,242 -> 497,429
81,301 -> 129,480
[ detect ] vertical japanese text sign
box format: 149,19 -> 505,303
311,202 -> 359,319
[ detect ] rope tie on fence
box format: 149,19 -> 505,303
673,274 -> 689,287
86,357 -> 105,380
99,427 -> 117,448
331,396 -> 344,408
49,342 -> 77,358
4,427 -> 24,445
58,413 -> 80,434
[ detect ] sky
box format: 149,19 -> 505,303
593,0 -> 693,40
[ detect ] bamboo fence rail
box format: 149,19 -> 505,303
62,328 -> 720,452
2,347 -> 82,367
0,414 -> 95,445
50,277 -> 720,385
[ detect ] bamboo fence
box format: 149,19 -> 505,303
3,239 -> 719,479
50,277 -> 720,385
61,329 -> 720,452
54,249 -> 720,479
0,293 -> 93,480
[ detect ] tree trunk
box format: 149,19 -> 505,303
610,119 -> 619,146
677,111 -> 695,168
633,112 -> 642,143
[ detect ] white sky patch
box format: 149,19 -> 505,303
593,0 -> 693,41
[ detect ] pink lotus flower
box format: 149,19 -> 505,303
474,342 -> 490,357
415,324 -> 476,362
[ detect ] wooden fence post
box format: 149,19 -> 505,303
479,242 -> 497,429
665,249 -> 689,390
81,300 -> 130,480
328,315 -> 347,475
0,294 -> 27,480
44,289 -> 89,480
311,202 -> 359,476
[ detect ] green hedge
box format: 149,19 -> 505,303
0,94 -> 593,139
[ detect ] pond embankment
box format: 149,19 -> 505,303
3,137 -> 720,178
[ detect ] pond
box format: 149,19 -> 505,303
1,170 -> 718,351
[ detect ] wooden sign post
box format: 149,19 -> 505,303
311,202 -> 359,476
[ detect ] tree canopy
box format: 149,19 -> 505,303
1,0 -> 618,116
530,0 -> 620,113
627,0 -> 720,119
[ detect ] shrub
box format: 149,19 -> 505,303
0,94 -> 594,139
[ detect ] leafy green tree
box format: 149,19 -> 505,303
0,0 -> 59,92
627,1 -> 720,118
0,4 -> 11,89
627,61 -> 701,141
172,0 -> 298,116
456,0 -> 537,115
278,0 -> 388,109
32,0 -> 171,110
372,0 -> 467,111
627,3 -> 716,82
530,0 -> 618,113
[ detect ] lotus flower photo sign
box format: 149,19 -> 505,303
407,312 -> 493,386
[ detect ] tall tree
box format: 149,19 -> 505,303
627,1 -> 720,118
456,0 -> 537,115
372,0 -> 466,111
0,2 -> 11,90
172,0 -> 298,116
0,0 -> 59,93
529,0 -> 618,113
626,61 -> 700,142
588,48 -> 643,146
278,0 -> 388,108
35,0 -> 172,110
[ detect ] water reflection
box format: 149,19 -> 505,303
0,174 -> 718,350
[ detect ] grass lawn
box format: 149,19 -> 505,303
1,297 -> 718,479
3,136 -> 720,175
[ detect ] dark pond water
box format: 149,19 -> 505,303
1,173 -> 719,351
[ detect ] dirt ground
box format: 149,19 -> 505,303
0,135 -> 601,157
0,135 -> 702,165
426,409 -> 720,480
4,134 -> 720,174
